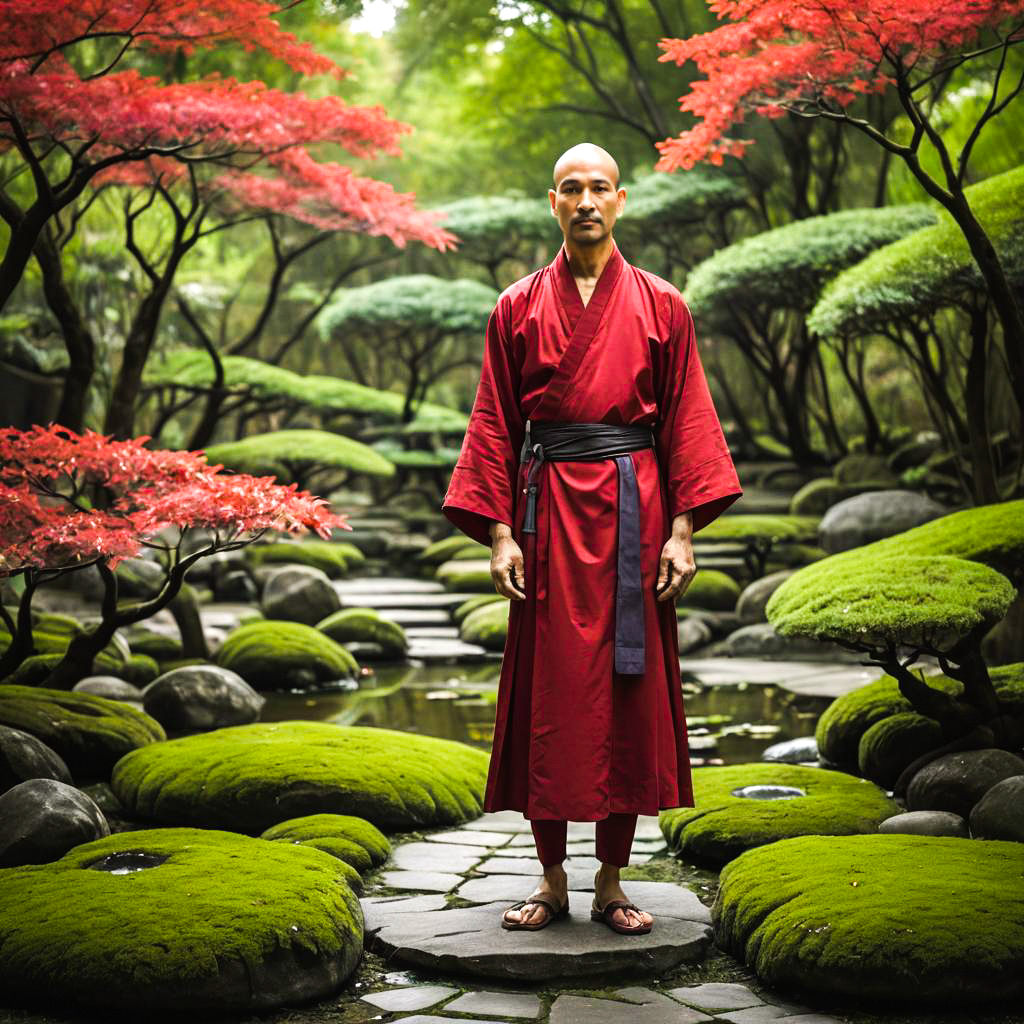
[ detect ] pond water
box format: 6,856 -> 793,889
260,661 -> 829,764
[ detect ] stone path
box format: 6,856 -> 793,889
358,810 -> 848,1022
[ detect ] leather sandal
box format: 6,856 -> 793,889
501,892 -> 569,931
590,896 -> 653,934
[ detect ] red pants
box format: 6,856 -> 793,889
529,812 -> 638,867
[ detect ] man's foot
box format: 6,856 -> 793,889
593,868 -> 653,932
502,869 -> 568,929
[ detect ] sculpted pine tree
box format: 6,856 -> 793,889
657,0 -> 1024,421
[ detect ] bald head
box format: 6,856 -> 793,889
552,143 -> 620,189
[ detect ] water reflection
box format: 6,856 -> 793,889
259,663 -> 829,764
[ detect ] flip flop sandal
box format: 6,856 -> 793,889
501,894 -> 569,931
590,897 -> 653,935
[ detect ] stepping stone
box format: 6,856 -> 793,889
445,990 -> 543,1018
425,830 -> 514,848
378,870 -> 463,892
360,985 -> 458,1011
366,892 -> 712,978
550,992 -> 711,1024
390,841 -> 484,873
668,983 -> 763,1010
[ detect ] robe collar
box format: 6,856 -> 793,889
552,240 -> 625,323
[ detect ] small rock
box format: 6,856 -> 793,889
736,571 -> 796,623
970,775 -> 1024,842
762,737 -> 818,764
73,677 -> 143,704
818,490 -> 947,554
142,665 -> 265,733
878,810 -> 969,838
907,749 -> 1024,818
0,778 -> 109,866
678,617 -> 713,654
260,566 -> 341,625
0,724 -> 72,794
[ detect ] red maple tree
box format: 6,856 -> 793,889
0,0 -> 452,314
656,0 -> 1024,417
0,424 -> 348,688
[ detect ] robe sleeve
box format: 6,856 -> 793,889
441,293 -> 525,546
655,292 -> 742,533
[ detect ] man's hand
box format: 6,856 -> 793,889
656,512 -> 696,602
489,522 -> 526,600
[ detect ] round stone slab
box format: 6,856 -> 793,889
361,889 -> 712,981
0,828 -> 363,1012
714,833 -> 1024,1003
111,721 -> 490,833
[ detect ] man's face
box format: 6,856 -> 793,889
548,158 -> 626,247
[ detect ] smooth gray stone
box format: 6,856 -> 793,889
379,870 -> 463,892
762,736 -> 819,764
736,571 -> 797,623
717,1006 -> 790,1023
445,990 -> 543,1018
142,665 -> 264,733
0,724 -> 71,794
363,897 -> 712,981
907,749 -> 1024,818
261,566 -> 340,625
360,985 -> 458,1011
73,677 -> 143,703
878,810 -> 969,838
425,829 -> 513,847
667,983 -> 763,1010
819,490 -> 946,554
0,779 -> 109,867
970,775 -> 1024,841
390,841 -> 483,873
550,992 -> 711,1024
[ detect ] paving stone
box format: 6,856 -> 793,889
390,841 -> 483,873
362,896 -> 712,981
426,830 -> 514,848
550,992 -> 711,1024
716,1006 -> 790,1023
378,869 -> 463,892
360,985 -> 458,1011
667,983 -> 763,1010
444,990 -> 543,1018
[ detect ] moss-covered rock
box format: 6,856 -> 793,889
453,594 -> 507,624
0,685 -> 165,778
316,608 -> 407,658
713,834 -> 1024,1003
0,827 -> 363,1011
460,600 -> 510,651
659,763 -> 898,866
435,559 -> 494,593
679,569 -> 742,611
261,813 -> 390,874
111,721 -> 490,833
419,535 -> 490,566
248,541 -> 350,579
856,712 -> 945,789
216,621 -> 358,689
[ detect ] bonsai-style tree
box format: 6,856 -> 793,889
657,0 -> 1024,423
0,425 -> 346,689
810,166 -> 1024,503
685,205 -> 936,462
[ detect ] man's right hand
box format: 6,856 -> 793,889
489,523 -> 526,600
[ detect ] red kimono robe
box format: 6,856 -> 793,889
442,242 -> 741,820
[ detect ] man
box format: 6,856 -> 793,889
441,143 -> 741,934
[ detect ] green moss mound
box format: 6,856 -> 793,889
316,608 -> 407,657
659,763 -> 898,866
713,834 -> 1024,1003
0,828 -> 362,1011
857,712 -> 945,789
216,621 -> 358,689
435,559 -> 494,593
419,535 -> 490,566
248,541 -> 350,578
460,600 -> 510,651
453,594 -> 506,624
0,685 -> 164,778
261,813 -> 390,874
679,569 -> 742,611
111,721 -> 491,833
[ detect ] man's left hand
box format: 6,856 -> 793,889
656,535 -> 697,602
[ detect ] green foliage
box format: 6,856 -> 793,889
767,554 -> 1015,652
659,763 -> 898,866
810,166 -> 1024,336
713,835 -> 1024,1002
205,429 -> 395,481
685,205 -> 936,322
0,828 -> 363,1009
260,813 -> 390,874
248,541 -> 351,579
679,569 -> 741,611
0,685 -> 164,777
316,608 -> 408,657
111,721 -> 491,832
216,621 -> 359,689
459,600 -> 509,651
316,275 -> 497,336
